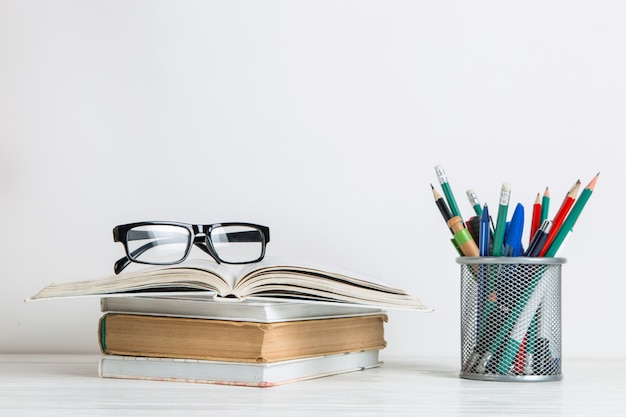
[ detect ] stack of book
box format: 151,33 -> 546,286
30,257 -> 431,387
98,296 -> 387,387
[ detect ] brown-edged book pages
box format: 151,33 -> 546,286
29,257 -> 431,311
99,313 -> 387,363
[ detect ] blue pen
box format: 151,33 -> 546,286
479,204 -> 490,256
503,203 -> 524,257
480,202 -> 523,374
476,204 -> 490,342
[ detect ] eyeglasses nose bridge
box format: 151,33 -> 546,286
191,224 -> 209,238
193,232 -> 208,243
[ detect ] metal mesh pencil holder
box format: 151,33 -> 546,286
457,257 -> 566,382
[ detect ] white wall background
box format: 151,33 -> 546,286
1,0 -> 624,360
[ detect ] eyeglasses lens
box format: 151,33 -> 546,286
127,225 -> 191,264
210,225 -> 264,263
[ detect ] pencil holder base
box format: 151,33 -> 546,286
459,371 -> 562,382
457,257 -> 566,382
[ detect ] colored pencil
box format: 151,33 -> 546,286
466,189 -> 483,216
544,173 -> 599,257
431,183 -> 453,224
530,193 -> 541,246
540,187 -> 550,223
539,179 -> 581,257
435,165 -> 463,219
492,183 -> 511,257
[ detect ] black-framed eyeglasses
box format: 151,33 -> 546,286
112,221 -> 270,274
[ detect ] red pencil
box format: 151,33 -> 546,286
539,179 -> 582,257
529,193 -> 541,246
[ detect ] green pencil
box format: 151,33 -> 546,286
544,173 -> 599,257
435,165 -> 463,219
466,189 -> 483,216
492,182 -> 511,257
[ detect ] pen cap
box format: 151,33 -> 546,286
465,216 -> 481,246
450,238 -> 464,257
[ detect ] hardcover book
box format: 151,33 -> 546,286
99,313 -> 387,363
99,350 -> 382,387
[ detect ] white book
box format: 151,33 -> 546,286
99,350 -> 382,388
100,296 -> 384,322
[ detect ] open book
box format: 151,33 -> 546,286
29,257 -> 431,310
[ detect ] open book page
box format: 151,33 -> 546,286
27,257 -> 431,310
235,257 -> 406,291
28,260 -> 235,301
232,257 -> 430,310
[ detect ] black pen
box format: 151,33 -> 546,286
525,220 -> 552,257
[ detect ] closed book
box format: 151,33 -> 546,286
100,296 -> 384,323
99,313 -> 387,363
99,350 -> 382,387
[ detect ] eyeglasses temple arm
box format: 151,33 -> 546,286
114,256 -> 132,275
114,239 -> 165,274
115,238 -> 221,274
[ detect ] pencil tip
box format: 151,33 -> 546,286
430,183 -> 434,189
587,173 -> 600,190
